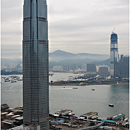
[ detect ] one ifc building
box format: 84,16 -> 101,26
23,0 -> 49,129
110,32 -> 118,78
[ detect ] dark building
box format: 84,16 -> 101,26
23,0 -> 49,129
87,64 -> 96,72
98,66 -> 109,77
112,55 -> 129,79
119,55 -> 129,78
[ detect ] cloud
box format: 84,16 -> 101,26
1,0 -> 129,58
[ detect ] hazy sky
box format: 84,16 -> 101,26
1,0 -> 129,59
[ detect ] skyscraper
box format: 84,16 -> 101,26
110,32 -> 118,78
23,0 -> 49,129
87,64 -> 96,73
119,55 -> 129,78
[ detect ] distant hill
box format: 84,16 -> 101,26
50,50 -> 75,57
1,50 -> 110,68
49,50 -> 109,62
49,50 -> 110,69
1,58 -> 22,67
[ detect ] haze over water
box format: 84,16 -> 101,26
1,73 -> 129,118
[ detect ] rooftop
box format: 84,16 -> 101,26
81,112 -> 98,117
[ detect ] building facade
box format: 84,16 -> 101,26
119,55 -> 129,79
110,32 -> 118,78
23,0 -> 49,129
98,66 -> 109,77
87,64 -> 96,73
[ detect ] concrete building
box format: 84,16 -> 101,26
52,66 -> 63,72
98,66 -> 109,77
82,64 -> 87,71
23,0 -> 49,129
87,64 -> 96,73
110,32 -> 118,78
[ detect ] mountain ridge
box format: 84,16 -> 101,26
2,50 -> 110,67
50,50 -> 109,56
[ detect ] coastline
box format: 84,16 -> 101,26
50,81 -> 129,86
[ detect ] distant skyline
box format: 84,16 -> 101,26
1,0 -> 129,59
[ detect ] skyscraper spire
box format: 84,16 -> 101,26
23,0 -> 49,129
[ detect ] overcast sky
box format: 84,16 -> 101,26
1,0 -> 129,59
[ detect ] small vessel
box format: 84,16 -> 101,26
53,109 -> 75,117
73,87 -> 78,89
68,111 -> 75,116
53,111 -> 60,117
109,104 -> 114,107
17,79 -> 22,81
4,78 -> 10,82
11,80 -> 17,83
5,79 -> 10,82
91,89 -> 95,91
90,115 -> 98,120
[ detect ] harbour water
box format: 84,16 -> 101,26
1,73 -> 129,118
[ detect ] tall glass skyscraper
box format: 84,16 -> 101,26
23,0 -> 49,129
110,32 -> 118,78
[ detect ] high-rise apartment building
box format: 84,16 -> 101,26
23,0 -> 49,129
110,32 -> 118,78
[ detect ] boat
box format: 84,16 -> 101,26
68,112 -> 75,116
11,80 -> 17,83
90,115 -> 98,120
73,87 -> 78,89
4,78 -> 10,82
109,104 -> 114,107
91,89 -> 95,91
5,79 -> 10,82
53,109 -> 75,117
17,79 -> 22,81
53,112 -> 60,117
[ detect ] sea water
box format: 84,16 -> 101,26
1,73 -> 129,118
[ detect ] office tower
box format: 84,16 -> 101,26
23,0 -> 49,129
119,55 -> 129,78
110,32 -> 118,78
87,64 -> 96,73
98,66 -> 109,77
